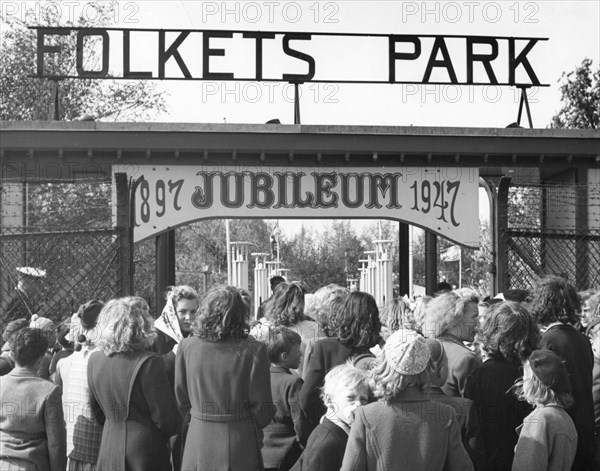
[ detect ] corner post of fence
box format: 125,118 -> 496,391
575,169 -> 589,288
115,172 -> 132,296
496,177 -> 512,292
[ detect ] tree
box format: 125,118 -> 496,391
279,221 -> 365,291
0,2 -> 169,321
0,2 -> 167,121
551,58 -> 599,129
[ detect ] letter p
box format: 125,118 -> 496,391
402,2 -> 419,22
202,2 -> 219,22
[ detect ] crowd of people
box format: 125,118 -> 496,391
0,274 -> 599,471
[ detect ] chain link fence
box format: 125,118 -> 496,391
501,180 -> 600,291
0,178 -> 124,326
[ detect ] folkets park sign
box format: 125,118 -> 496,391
34,27 -> 547,86
130,165 -> 480,248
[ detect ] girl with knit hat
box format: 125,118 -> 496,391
341,330 -> 473,471
512,349 -> 578,471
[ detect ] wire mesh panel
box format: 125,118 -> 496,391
0,178 -> 123,326
501,179 -> 600,291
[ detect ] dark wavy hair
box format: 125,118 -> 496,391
265,325 -> 302,363
2,318 -> 29,346
194,285 -> 249,341
476,301 -> 540,364
12,328 -> 48,367
329,291 -> 381,349
530,276 -> 581,326
264,282 -> 305,326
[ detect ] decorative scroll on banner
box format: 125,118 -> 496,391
127,165 -> 480,247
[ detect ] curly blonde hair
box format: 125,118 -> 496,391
423,291 -> 479,338
379,297 -> 414,332
96,297 -> 156,354
514,361 -> 574,409
165,285 -> 199,304
321,362 -> 369,406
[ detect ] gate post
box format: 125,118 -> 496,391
398,222 -> 410,296
155,230 -> 176,316
425,231 -> 437,295
115,173 -> 131,296
496,177 -> 511,292
575,169 -> 589,289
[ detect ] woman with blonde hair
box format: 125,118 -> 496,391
87,297 -> 180,471
423,290 -> 481,397
379,297 -> 414,340
175,285 -> 275,470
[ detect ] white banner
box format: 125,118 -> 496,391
127,165 -> 480,247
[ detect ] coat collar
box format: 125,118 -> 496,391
388,386 -> 430,403
270,365 -> 291,374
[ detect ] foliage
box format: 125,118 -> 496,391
0,2 -> 167,121
551,58 -> 599,129
132,219 -> 273,313
279,221 -> 365,291
26,181 -> 112,229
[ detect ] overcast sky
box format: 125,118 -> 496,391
120,0 -> 600,128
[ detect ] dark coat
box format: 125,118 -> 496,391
0,354 -> 15,376
464,358 -> 532,471
175,335 -> 275,471
150,329 -> 179,387
429,387 -> 487,471
300,338 -> 372,428
290,418 -> 348,471
88,350 -> 181,471
263,366 -> 309,469
438,335 -> 481,397
542,323 -> 597,471
150,329 -> 188,471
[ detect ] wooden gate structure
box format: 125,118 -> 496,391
1,121 -> 599,313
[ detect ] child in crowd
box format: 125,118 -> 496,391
341,330 -> 473,471
512,349 -> 578,471
291,363 -> 369,471
262,326 -> 310,470
29,314 -> 56,379
426,338 -> 486,470
54,299 -> 104,471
